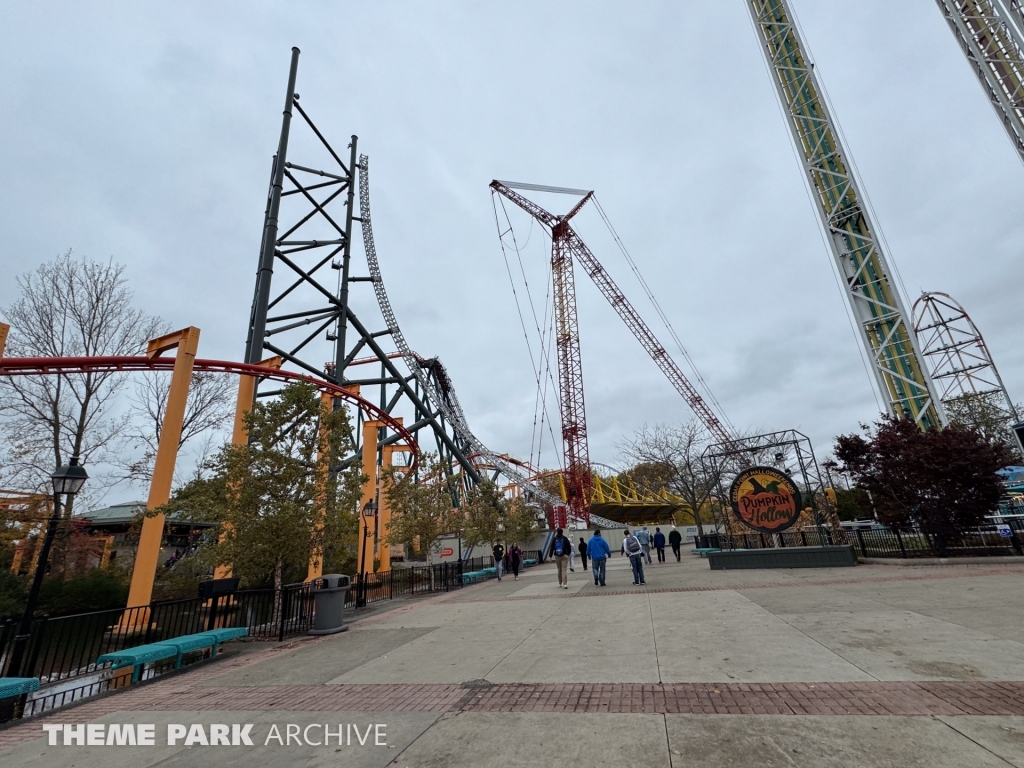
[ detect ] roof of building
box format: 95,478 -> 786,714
74,501 -> 215,527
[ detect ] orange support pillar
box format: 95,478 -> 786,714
306,391 -> 334,582
214,356 -> 281,580
357,420 -> 382,576
379,440 -> 411,573
0,322 -> 9,358
125,327 -> 200,610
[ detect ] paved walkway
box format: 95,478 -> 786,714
3,548 -> 1024,766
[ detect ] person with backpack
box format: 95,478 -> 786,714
623,529 -> 645,585
578,536 -> 588,571
668,527 -> 683,562
493,540 -> 506,581
653,527 -> 666,563
636,527 -> 652,565
549,528 -> 572,589
586,529 -> 611,586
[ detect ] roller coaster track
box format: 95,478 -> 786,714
357,156 -> 621,527
0,356 -> 419,470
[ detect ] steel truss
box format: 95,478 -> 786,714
935,0 -> 1024,165
701,430 -> 837,540
912,291 -> 1019,420
242,48 -> 568,513
747,0 -> 945,430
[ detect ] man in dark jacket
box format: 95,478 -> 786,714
493,540 -> 506,581
653,528 -> 666,563
578,537 -> 588,571
668,527 -> 683,561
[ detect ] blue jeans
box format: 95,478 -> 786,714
629,554 -> 645,584
591,558 -> 606,585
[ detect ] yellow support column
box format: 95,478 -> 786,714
306,392 -> 334,582
125,327 -> 200,611
0,322 -> 9,358
379,433 -> 409,574
214,356 -> 281,580
357,420 -> 382,576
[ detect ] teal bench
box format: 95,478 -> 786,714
523,559 -> 537,566
0,677 -> 40,699
461,570 -> 489,585
97,627 -> 249,683
692,548 -> 720,558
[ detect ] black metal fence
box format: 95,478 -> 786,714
718,520 -> 1024,559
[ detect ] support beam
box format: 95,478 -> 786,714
357,420 -> 382,577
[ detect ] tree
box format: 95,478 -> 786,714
0,252 -> 163,572
463,480 -> 539,550
832,487 -> 873,522
116,370 -> 236,485
944,392 -> 1022,463
383,454 -> 461,567
158,382 -> 364,591
618,421 -> 722,535
832,416 -> 1011,553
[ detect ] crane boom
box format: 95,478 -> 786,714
934,0 -> 1024,165
747,0 -> 945,430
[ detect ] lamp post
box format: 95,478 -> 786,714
5,457 -> 88,697
356,500 -> 378,608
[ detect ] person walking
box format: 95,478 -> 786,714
578,536 -> 589,572
653,527 -> 666,563
567,533 -> 576,572
636,527 -> 652,565
493,540 -> 506,581
509,542 -> 523,580
668,527 -> 683,562
587,529 -> 611,586
623,529 -> 645,585
549,528 -> 572,589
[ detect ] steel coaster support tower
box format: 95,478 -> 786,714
935,0 -> 1024,165
747,0 -> 946,430
912,291 -> 1019,419
243,48 -> 481,492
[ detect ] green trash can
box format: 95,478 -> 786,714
309,574 -> 350,635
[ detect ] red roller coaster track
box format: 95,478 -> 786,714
0,356 -> 418,469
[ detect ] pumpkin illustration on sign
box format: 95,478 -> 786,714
729,467 -> 803,534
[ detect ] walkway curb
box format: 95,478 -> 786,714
858,555 -> 1024,566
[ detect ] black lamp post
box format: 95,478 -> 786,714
355,500 -> 378,608
6,457 -> 88,689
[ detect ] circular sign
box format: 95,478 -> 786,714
729,467 -> 803,534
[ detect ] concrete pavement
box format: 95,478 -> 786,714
2,547 -> 1023,766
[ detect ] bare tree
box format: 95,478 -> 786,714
0,251 -> 163,523
618,421 -> 722,536
116,370 -> 235,486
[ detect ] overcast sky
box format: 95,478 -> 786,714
3,1 -> 1023,502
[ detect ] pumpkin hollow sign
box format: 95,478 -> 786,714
729,467 -> 803,534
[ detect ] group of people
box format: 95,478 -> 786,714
547,525 -> 687,588
490,540 -> 525,581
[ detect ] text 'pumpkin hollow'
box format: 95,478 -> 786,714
728,466 -> 803,534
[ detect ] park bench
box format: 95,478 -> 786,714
461,570 -> 490,585
96,627 -> 249,683
692,548 -> 720,558
0,677 -> 40,700
523,559 -> 537,566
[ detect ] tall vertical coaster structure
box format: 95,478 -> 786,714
747,0 -> 945,429
934,0 -> 1024,165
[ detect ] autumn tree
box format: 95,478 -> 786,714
463,480 -> 538,550
383,454 -> 462,567
944,392 -> 1022,463
158,383 -> 364,591
832,416 -> 1011,554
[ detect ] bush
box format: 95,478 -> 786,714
35,569 -> 129,616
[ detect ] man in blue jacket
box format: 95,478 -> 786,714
653,528 -> 666,563
587,529 -> 612,587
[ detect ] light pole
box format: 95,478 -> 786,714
356,500 -> 377,608
6,457 -> 88,691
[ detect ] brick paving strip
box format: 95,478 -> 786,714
441,565 -> 1024,603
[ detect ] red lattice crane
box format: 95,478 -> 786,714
490,180 -> 733,526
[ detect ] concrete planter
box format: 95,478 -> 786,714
708,545 -> 857,570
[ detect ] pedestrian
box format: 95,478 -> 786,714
567,532 -> 576,572
653,527 -> 666,563
578,536 -> 589,571
587,528 -> 611,586
636,526 -> 652,565
493,539 -> 506,581
509,542 -> 523,580
668,527 -> 683,562
623,529 -> 646,585
549,528 -> 572,589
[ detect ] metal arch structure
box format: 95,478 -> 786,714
0,356 -> 419,466
912,292 -> 1019,420
935,0 -> 1024,165
746,0 -> 946,430
490,180 -> 734,525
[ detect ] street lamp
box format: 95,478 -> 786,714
356,500 -> 378,608
7,457 -> 88,692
